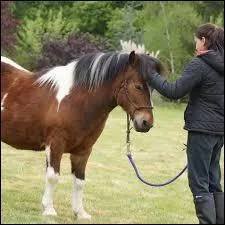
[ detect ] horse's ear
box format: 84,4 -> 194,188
129,51 -> 139,67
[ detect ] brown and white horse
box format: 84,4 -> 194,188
1,52 -> 165,220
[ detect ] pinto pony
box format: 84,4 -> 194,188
1,52 -> 165,220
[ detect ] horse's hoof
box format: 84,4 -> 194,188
43,207 -> 57,216
76,211 -> 91,220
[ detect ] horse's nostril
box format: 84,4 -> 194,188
143,120 -> 148,127
143,120 -> 148,126
142,120 -> 153,129
133,118 -> 153,132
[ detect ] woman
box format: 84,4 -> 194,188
145,23 -> 224,224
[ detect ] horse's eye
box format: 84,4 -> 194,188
134,84 -> 143,90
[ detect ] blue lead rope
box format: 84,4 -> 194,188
127,152 -> 188,187
126,113 -> 188,187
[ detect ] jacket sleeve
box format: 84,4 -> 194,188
147,58 -> 205,100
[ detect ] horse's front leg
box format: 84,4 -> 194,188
70,152 -> 91,220
42,138 -> 64,216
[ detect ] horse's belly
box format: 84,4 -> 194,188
1,115 -> 44,150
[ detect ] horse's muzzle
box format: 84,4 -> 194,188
133,118 -> 153,132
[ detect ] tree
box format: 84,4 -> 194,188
13,6 -> 79,69
142,2 -> 202,103
193,1 -> 224,25
70,2 -> 113,36
34,32 -> 112,71
143,2 -> 202,76
12,1 -> 74,19
110,1 -> 144,9
106,3 -> 145,49
159,1 -> 175,73
1,1 -> 20,55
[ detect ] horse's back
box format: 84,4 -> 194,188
1,60 -> 33,78
1,56 -> 30,73
1,61 -> 34,97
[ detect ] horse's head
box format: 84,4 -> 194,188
114,51 -> 165,133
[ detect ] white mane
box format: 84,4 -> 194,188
120,40 -> 160,58
1,56 -> 30,73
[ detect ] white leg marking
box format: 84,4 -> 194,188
1,93 -> 8,111
72,175 -> 91,220
42,145 -> 59,216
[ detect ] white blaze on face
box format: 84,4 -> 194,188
1,56 -> 30,72
1,93 -> 8,111
148,85 -> 154,108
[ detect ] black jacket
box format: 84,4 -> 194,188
148,51 -> 224,135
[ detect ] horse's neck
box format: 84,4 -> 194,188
70,85 -> 117,116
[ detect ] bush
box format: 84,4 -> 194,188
34,32 -> 113,71
12,1 -> 75,20
71,2 -> 113,36
13,6 -> 79,69
1,1 -> 20,55
106,6 -> 145,49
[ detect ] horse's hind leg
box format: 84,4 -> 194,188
42,139 -> 64,216
70,152 -> 91,220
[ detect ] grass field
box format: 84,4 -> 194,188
1,102 -> 224,224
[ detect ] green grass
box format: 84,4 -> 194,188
1,102 -> 224,224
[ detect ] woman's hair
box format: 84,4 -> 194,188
195,23 -> 224,53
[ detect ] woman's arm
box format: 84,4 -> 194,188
147,57 -> 205,99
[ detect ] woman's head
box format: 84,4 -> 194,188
194,23 -> 224,53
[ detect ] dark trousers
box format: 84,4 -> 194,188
186,131 -> 223,195
186,131 -> 224,224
